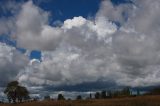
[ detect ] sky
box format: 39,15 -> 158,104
0,0 -> 160,99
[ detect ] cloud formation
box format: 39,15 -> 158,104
15,1 -> 117,51
16,0 -> 160,89
0,43 -> 29,87
0,0 -> 160,96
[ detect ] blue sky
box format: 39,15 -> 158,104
36,0 -> 100,21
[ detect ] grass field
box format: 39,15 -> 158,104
0,95 -> 160,106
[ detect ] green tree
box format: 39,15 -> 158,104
57,94 -> 65,100
76,95 -> 82,100
121,87 -> 131,96
101,90 -> 107,99
137,89 -> 140,96
16,86 -> 29,102
89,93 -> 92,99
44,95 -> 50,100
4,81 -> 29,103
95,92 -> 100,99
107,90 -> 112,98
149,87 -> 160,95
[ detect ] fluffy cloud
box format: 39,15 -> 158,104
16,1 -> 118,87
15,1 -> 117,51
17,0 -> 160,88
96,0 -> 133,25
16,1 -> 63,50
0,43 -> 29,87
1,0 -> 160,93
0,17 -> 16,36
0,1 -> 23,36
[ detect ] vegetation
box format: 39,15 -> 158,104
0,95 -> 160,106
94,87 -> 131,99
76,95 -> 82,100
4,81 -> 29,103
101,90 -> 107,98
148,87 -> 160,95
2,81 -> 160,106
94,92 -> 100,99
57,94 -> 65,100
44,96 -> 51,100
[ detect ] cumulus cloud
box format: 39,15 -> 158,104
15,1 -> 117,50
111,0 -> 160,87
0,0 -> 160,94
16,1 -> 118,88
17,0 -> 160,88
0,17 -> 16,36
14,0 -> 160,87
0,1 -> 23,36
96,0 -> 133,25
0,43 -> 29,87
16,1 -> 63,50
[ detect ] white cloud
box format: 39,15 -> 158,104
16,1 -> 63,50
0,17 -> 15,36
63,16 -> 87,29
18,0 -> 160,88
0,1 -> 23,36
1,0 -> 160,91
96,0 -> 133,25
0,42 -> 29,87
15,1 -> 117,51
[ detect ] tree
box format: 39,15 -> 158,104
57,94 -> 65,100
76,95 -> 82,100
137,89 -> 140,96
16,86 -> 29,102
148,87 -> 160,95
101,90 -> 107,99
95,92 -> 100,99
44,95 -> 50,100
107,90 -> 112,98
4,81 -> 29,103
89,93 -> 92,99
121,87 -> 131,96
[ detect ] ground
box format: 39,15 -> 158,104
1,95 -> 160,106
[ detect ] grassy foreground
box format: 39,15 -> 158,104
1,95 -> 160,106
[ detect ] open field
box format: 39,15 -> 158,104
1,95 -> 160,106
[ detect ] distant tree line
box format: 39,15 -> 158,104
94,87 -> 131,99
145,87 -> 160,95
4,81 -> 160,104
44,87 -> 132,101
2,81 -> 136,103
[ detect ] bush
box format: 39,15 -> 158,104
57,94 -> 65,100
76,95 -> 82,100
44,96 -> 50,100
95,92 -> 100,99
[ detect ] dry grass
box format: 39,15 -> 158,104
1,95 -> 160,106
